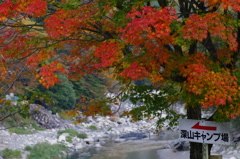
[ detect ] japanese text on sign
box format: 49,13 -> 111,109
180,130 -> 229,143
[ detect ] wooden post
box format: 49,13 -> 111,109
187,105 -> 202,159
202,144 -> 209,159
209,155 -> 222,159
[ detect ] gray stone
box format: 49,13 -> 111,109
58,133 -> 69,142
29,104 -> 68,129
78,152 -> 91,157
228,151 -> 234,155
94,143 -> 101,148
75,142 -> 83,149
114,138 -> 126,143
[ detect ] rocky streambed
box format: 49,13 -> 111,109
0,104 -> 240,159
0,110 -> 169,159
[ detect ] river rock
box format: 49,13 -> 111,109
84,137 -> 94,144
85,116 -> 95,124
78,152 -> 91,157
65,142 -> 74,148
123,127 -> 135,133
75,142 -> 83,149
48,139 -> 57,145
29,104 -> 67,129
109,128 -> 120,136
95,116 -> 104,122
108,116 -> 119,122
58,133 -> 69,142
94,143 -> 101,148
228,151 -> 234,155
114,138 -> 126,143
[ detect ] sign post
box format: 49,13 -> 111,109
179,119 -> 231,159
202,143 -> 209,159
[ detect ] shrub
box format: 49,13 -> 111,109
2,116 -> 19,128
8,127 -> 35,134
57,129 -> 88,140
27,142 -> 67,159
31,123 -> 45,131
86,125 -> 98,130
24,146 -> 32,151
1,148 -> 22,159
57,129 -> 79,137
2,115 -> 44,134
58,111 -> 76,120
77,133 -> 87,139
66,135 -> 73,143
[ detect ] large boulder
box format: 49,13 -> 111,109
29,104 -> 66,129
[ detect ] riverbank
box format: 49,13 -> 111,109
0,114 -> 163,158
0,114 -> 240,159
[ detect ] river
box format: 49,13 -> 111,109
75,131 -> 189,159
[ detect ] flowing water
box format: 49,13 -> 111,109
75,131 -> 181,159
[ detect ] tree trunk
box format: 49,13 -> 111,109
189,142 -> 203,159
187,105 -> 202,159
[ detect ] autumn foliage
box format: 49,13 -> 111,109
0,0 -> 47,21
180,53 -> 240,118
1,0 -> 240,123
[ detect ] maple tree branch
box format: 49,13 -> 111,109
81,27 -> 101,34
70,56 -> 95,75
0,109 -> 22,122
11,48 -> 42,64
187,0 -> 194,11
0,19 -> 46,48
178,0 -> 208,17
77,31 -> 106,41
0,26 -> 11,34
1,65 -> 27,97
82,23 -> 115,40
1,23 -> 44,28
174,45 -> 183,56
0,30 -> 24,48
64,37 -> 96,42
111,99 -> 123,115
5,32 -> 102,64
191,0 -> 206,12
13,36 -> 81,63
115,0 -> 124,10
0,103 -> 29,123
201,33 -> 218,62
189,41 -> 197,55
179,0 -> 190,18
157,0 -> 168,8
103,15 -> 113,21
0,13 -> 50,33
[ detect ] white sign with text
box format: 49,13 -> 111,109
179,119 -> 231,145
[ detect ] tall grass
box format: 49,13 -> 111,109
0,148 -> 22,159
1,115 -> 45,134
26,142 -> 67,159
